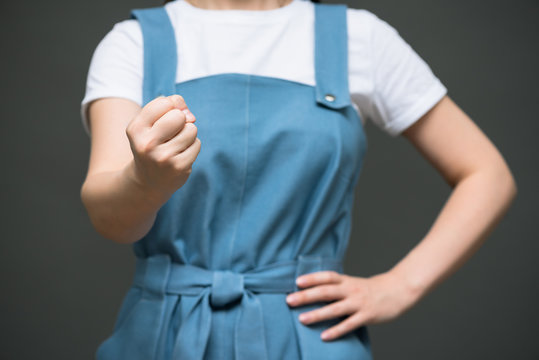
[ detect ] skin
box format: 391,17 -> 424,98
80,95 -> 201,243
286,96 -> 517,341
80,0 -> 518,344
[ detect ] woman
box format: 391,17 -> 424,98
80,0 -> 517,359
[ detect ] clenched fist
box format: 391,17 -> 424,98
126,94 -> 201,198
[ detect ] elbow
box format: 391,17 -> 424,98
505,167 -> 518,206
497,151 -> 518,201
490,157 -> 518,211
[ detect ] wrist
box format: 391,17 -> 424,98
387,265 -> 429,307
123,159 -> 171,208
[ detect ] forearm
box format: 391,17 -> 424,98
390,164 -> 517,304
80,159 -> 170,244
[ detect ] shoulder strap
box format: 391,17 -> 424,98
130,4 -> 350,109
313,3 -> 352,110
131,7 -> 177,106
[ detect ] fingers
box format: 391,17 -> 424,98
295,271 -> 343,288
129,94 -> 197,150
182,107 -> 196,123
150,108 -> 187,144
170,137 -> 202,172
286,284 -> 345,306
320,312 -> 366,341
169,94 -> 196,122
135,95 -> 193,129
136,96 -> 179,128
287,271 -> 344,306
158,122 -> 198,155
286,271 -> 362,342
297,299 -> 355,325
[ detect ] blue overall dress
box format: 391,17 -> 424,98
96,2 -> 372,359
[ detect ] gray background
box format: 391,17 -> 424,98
1,0 -> 537,358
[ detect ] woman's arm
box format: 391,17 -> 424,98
391,95 -> 517,300
285,95 -> 517,340
80,96 -> 200,244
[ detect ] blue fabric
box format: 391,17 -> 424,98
130,8 -> 177,104
96,2 -> 372,359
314,4 -> 352,110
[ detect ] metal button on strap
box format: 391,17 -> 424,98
324,94 -> 336,102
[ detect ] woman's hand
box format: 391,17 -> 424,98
81,95 -> 201,244
285,270 -> 420,341
125,94 -> 201,199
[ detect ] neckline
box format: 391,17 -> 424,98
173,0 -> 304,20
175,72 -> 314,89
132,1 -> 352,110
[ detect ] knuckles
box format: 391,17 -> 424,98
166,94 -> 187,111
132,139 -> 150,156
138,136 -> 158,156
184,122 -> 198,138
164,108 -> 187,128
173,160 -> 189,173
153,151 -> 171,166
170,94 -> 185,105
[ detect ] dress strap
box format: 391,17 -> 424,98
313,3 -> 352,110
131,7 -> 177,106
130,4 -> 350,109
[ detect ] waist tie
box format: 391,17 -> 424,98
131,254 -> 370,360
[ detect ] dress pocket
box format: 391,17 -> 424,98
289,301 -> 373,360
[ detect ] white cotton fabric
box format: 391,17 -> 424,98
81,0 -> 447,137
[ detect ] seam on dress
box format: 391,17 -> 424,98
228,75 -> 251,268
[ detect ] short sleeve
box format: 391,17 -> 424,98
349,10 -> 447,137
80,19 -> 144,136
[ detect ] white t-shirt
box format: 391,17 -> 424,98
81,0 -> 447,137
